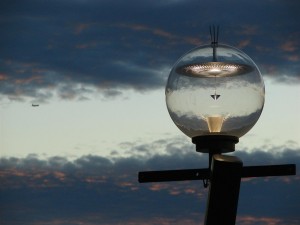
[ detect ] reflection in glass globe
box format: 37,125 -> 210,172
165,44 -> 265,138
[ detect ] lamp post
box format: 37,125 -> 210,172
138,27 -> 296,225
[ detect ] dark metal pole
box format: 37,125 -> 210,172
205,154 -> 243,225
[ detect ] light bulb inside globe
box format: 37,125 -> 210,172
202,115 -> 226,133
176,62 -> 253,78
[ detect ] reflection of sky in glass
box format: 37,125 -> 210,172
168,83 -> 264,116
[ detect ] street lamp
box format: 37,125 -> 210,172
167,44 -> 265,135
165,33 -> 265,153
138,26 -> 296,225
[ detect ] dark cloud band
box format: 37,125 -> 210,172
0,0 -> 299,101
0,146 -> 299,224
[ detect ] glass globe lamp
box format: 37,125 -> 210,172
165,44 -> 265,153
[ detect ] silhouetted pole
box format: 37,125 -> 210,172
138,135 -> 295,225
204,154 -> 243,225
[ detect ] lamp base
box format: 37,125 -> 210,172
192,135 -> 239,153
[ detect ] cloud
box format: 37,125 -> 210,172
236,216 -> 291,225
0,0 -> 299,101
0,144 -> 300,224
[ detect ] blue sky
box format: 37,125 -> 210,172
0,0 -> 299,224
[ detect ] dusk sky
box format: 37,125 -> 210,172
0,0 -> 299,225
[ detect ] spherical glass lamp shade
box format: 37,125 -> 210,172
165,44 -> 265,139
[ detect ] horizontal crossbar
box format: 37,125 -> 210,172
138,164 -> 296,183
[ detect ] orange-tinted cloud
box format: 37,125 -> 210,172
75,41 -> 98,49
0,73 -> 9,81
238,39 -> 251,48
238,25 -> 259,36
281,40 -> 298,52
14,75 -> 43,85
117,23 -> 202,46
74,23 -> 92,35
286,54 -> 299,62
237,215 -> 282,225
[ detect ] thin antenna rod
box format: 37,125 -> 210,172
213,26 -> 215,43
210,25 -> 219,45
210,26 -> 213,43
210,25 -> 219,62
216,25 -> 219,43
